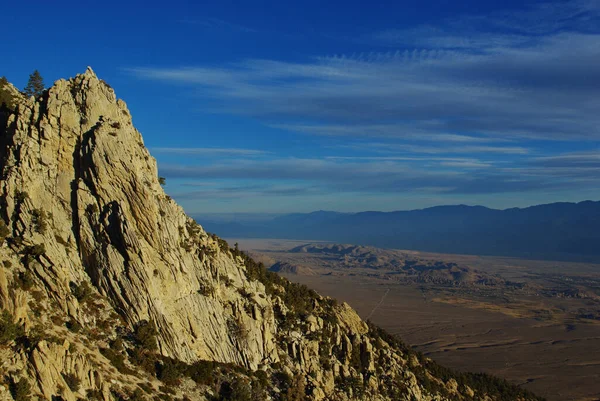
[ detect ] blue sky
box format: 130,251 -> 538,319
3,0 -> 600,213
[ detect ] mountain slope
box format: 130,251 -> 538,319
0,69 -> 542,401
202,201 -> 600,261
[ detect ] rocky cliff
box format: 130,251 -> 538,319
0,69 -> 543,401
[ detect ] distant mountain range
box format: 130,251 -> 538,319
198,201 -> 600,262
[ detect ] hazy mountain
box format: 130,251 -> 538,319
200,201 -> 600,261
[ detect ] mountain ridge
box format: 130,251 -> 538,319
201,200 -> 600,262
0,69 -> 543,401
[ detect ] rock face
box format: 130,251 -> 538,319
0,69 -> 543,401
1,67 -> 276,367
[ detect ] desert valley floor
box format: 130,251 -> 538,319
231,238 -> 600,401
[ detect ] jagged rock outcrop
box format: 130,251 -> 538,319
1,67 -> 277,367
0,69 -> 543,401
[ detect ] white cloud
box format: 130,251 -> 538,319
130,0 -> 600,204
151,147 -> 269,156
128,29 -> 600,142
157,149 -> 594,196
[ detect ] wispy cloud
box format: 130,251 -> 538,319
131,0 -> 600,207
325,156 -> 486,162
373,144 -> 530,155
532,151 -> 600,168
173,184 -> 321,200
438,160 -> 492,168
371,0 -> 600,48
325,156 -> 493,168
269,123 -> 514,142
333,142 -> 529,155
129,30 -> 600,142
151,147 -> 269,156
159,150 -> 594,197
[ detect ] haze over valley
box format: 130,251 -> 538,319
202,200 -> 600,262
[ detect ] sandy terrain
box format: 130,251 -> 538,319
231,238 -> 600,401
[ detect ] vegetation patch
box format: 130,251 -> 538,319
0,310 -> 24,344
70,281 -> 93,303
66,320 -> 82,333
100,346 -> 132,374
133,320 -> 158,351
23,70 -> 45,98
14,270 -> 35,291
0,76 -> 17,109
227,317 -> 248,342
0,219 -> 10,244
9,377 -> 31,401
31,208 -> 48,234
197,281 -> 215,297
21,244 -> 46,265
62,373 -> 81,392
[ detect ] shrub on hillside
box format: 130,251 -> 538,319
15,270 -> 35,291
0,310 -> 24,344
70,281 -> 93,302
0,76 -> 16,109
227,318 -> 247,342
217,378 -> 253,401
133,320 -> 158,351
155,358 -> 182,386
62,373 -> 81,391
197,281 -> 215,297
0,219 -> 10,244
21,244 -> 46,266
9,378 -> 31,401
100,347 -> 132,374
31,208 -> 48,234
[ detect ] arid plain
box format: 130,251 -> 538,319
232,238 -> 600,401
